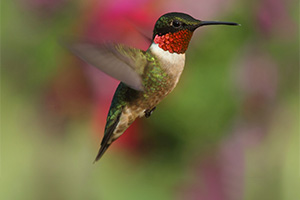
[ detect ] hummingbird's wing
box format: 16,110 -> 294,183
65,42 -> 148,91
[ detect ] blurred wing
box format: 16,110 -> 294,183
65,42 -> 147,91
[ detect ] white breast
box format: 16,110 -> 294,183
148,43 -> 186,86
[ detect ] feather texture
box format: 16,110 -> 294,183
65,41 -> 147,91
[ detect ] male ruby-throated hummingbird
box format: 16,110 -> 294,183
67,12 -> 239,162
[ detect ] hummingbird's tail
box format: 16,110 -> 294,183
93,143 -> 111,163
93,112 -> 122,163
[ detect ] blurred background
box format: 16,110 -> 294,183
1,0 -> 299,199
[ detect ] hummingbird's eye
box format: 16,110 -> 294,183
172,20 -> 181,28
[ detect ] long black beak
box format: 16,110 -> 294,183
191,20 -> 240,30
199,21 -> 240,26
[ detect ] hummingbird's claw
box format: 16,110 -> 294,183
145,107 -> 156,118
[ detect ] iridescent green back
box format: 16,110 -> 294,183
103,47 -> 171,135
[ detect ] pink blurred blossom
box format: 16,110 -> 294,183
255,0 -> 296,38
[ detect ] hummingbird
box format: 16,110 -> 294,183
66,12 -> 239,162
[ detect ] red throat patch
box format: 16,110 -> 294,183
153,30 -> 193,54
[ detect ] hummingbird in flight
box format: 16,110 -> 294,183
66,12 -> 239,162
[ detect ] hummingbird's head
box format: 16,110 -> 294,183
152,12 -> 239,54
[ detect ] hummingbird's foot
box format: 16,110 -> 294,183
145,107 -> 156,118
